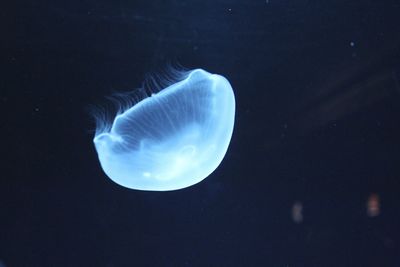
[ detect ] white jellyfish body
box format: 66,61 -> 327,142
93,69 -> 235,191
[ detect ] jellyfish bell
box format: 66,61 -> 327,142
93,68 -> 235,191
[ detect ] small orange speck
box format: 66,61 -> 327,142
367,193 -> 380,217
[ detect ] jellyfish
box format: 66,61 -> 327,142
93,68 -> 235,191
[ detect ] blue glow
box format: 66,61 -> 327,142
93,69 -> 235,191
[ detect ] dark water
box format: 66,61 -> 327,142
3,0 -> 400,266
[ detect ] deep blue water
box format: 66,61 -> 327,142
2,0 -> 400,266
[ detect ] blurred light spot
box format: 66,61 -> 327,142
292,201 -> 303,223
367,193 -> 380,217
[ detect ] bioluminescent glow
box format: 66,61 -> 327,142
93,69 -> 235,191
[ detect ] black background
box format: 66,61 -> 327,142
2,0 -> 400,266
